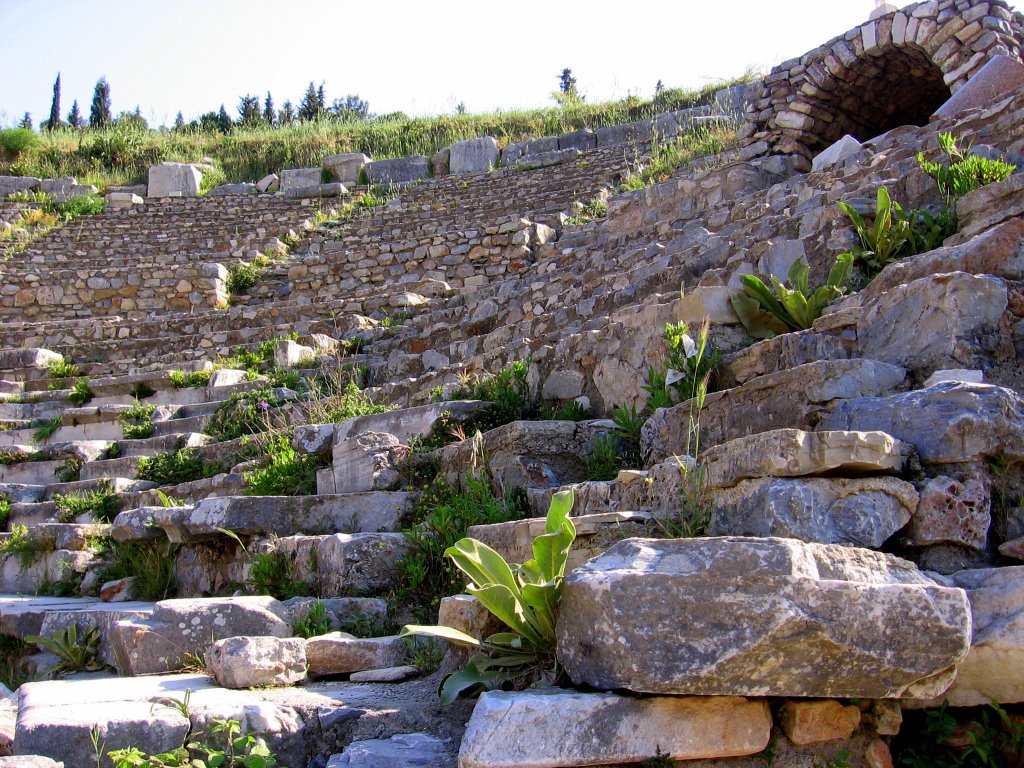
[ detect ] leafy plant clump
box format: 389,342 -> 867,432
47,357 -> 81,382
30,416 -> 63,444
895,701 -> 1024,768
24,624 -> 102,678
137,449 -> 221,487
53,482 -> 122,523
584,434 -> 622,481
0,524 -> 53,571
168,369 -> 213,388
620,123 -> 735,191
402,488 -> 576,704
918,132 -> 1017,209
731,252 -> 852,339
67,377 -> 94,406
97,539 -> 179,601
248,547 -> 316,600
448,361 -> 540,433
243,433 -> 330,496
292,600 -> 332,639
644,319 -> 721,412
120,400 -> 156,440
398,476 -> 530,619
565,197 -> 608,225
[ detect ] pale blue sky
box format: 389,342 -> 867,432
1,0 -> 1020,128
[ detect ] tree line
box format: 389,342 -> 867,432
19,75 -> 371,133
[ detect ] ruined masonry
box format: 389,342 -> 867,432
2,0 -> 1024,766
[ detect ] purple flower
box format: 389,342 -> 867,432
259,401 -> 270,411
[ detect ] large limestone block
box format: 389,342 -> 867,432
924,567 -> 1024,706
811,135 -> 863,172
707,476 -> 917,548
273,339 -> 316,368
328,432 -> 408,494
933,55 -> 1024,120
147,162 -> 201,198
364,157 -> 429,185
278,167 -> 322,194
643,360 -> 908,463
0,176 -> 41,196
449,137 -> 499,174
906,474 -> 990,550
818,382 -> 1024,464
556,537 -> 971,698
305,634 -> 407,677
111,596 -> 292,676
322,153 -> 370,184
458,689 -> 771,768
858,273 -> 1007,374
205,635 -> 306,689
701,429 -> 913,489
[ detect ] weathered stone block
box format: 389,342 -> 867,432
781,700 -> 861,745
459,689 -> 771,767
364,157 -> 429,185
147,162 -> 201,198
557,537 -> 971,698
449,137 -> 499,174
933,54 -> 1024,119
812,135 -> 863,172
305,634 -> 406,677
278,168 -> 322,194
205,636 -> 306,689
322,153 -> 370,184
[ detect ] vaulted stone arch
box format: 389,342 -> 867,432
739,0 -> 1024,169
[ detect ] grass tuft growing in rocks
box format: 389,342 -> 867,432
137,449 -> 222,487
53,482 -> 122,523
97,539 -> 179,601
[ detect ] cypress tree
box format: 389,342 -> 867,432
46,73 -> 61,131
263,92 -> 275,125
19,113 -> 32,130
89,77 -> 112,128
67,100 -> 84,129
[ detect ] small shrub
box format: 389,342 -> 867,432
67,378 -> 94,406
918,132 -> 1017,208
0,128 -> 38,159
137,449 -> 220,487
249,547 -> 315,599
168,369 -> 213,388
304,377 -> 392,425
565,196 -> 608,225
226,254 -> 273,298
53,482 -> 122,523
731,253 -> 852,339
584,434 -> 622,481
98,539 -> 178,601
243,433 -> 329,496
0,635 -> 30,691
54,455 -> 83,483
644,320 -> 721,411
47,358 -> 81,381
120,400 -> 155,440
0,498 -> 9,526
292,600 -> 331,638
24,624 -> 102,677
539,400 -> 590,421
53,193 -> 104,221
0,524 -> 53,571
448,360 -> 539,433
207,386 -> 283,441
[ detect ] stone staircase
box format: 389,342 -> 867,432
1,32 -> 1024,767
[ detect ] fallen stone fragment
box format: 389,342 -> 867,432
701,429 -> 912,489
205,636 -> 306,689
707,476 -> 916,548
458,689 -> 771,767
348,665 -> 418,683
557,537 -> 970,698
306,634 -> 407,677
780,700 -> 860,745
811,134 -> 862,172
327,732 -> 453,767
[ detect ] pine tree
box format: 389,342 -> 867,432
237,94 -> 261,126
67,100 -> 84,130
89,77 -> 112,128
298,82 -> 320,121
559,68 -> 579,101
217,104 -> 233,133
263,92 -> 275,125
278,101 -> 295,125
19,113 -> 32,130
45,73 -> 62,131
173,112 -> 186,131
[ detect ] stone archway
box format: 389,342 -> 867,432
739,0 -> 1024,169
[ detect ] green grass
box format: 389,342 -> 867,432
168,369 -> 213,388
620,124 -> 736,191
97,539 -> 179,601
2,76 -> 753,190
30,416 -> 63,444
53,483 -> 122,523
119,401 -> 155,440
243,432 -> 330,496
136,449 -> 221,487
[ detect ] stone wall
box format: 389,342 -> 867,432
739,0 -> 1024,168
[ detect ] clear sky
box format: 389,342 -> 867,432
1,0 -> 1020,128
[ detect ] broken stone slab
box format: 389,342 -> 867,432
430,147 -> 450,176
449,137 -> 499,174
643,360 -> 909,464
818,382 -> 1024,464
305,634 -> 407,677
364,157 -> 429,185
278,167 -> 322,194
956,167 -> 1024,241
596,120 -> 652,147
205,635 -> 307,689
0,350 -> 62,373
326,432 -> 409,494
0,596 -> 148,638
322,153 -> 371,184
707,476 -> 917,549
906,474 -> 990,551
0,177 -> 41,196
256,533 -> 412,596
811,134 -> 863,172
556,537 -> 971,698
467,511 -> 653,573
508,148 -> 581,171
110,596 -> 292,676
458,689 -> 771,768
913,566 -> 1024,707
700,429 -> 913,489
273,339 -> 316,368
255,173 -> 279,193
780,700 -> 861,745
933,55 -> 1024,120
558,129 -> 597,152
923,369 -> 984,387
326,733 -> 453,768
36,603 -> 153,667
147,162 -> 201,198
857,272 -> 1007,376
206,183 -> 256,196
348,665 -> 418,683
149,492 -> 411,542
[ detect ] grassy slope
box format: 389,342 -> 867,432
0,76 -> 753,190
